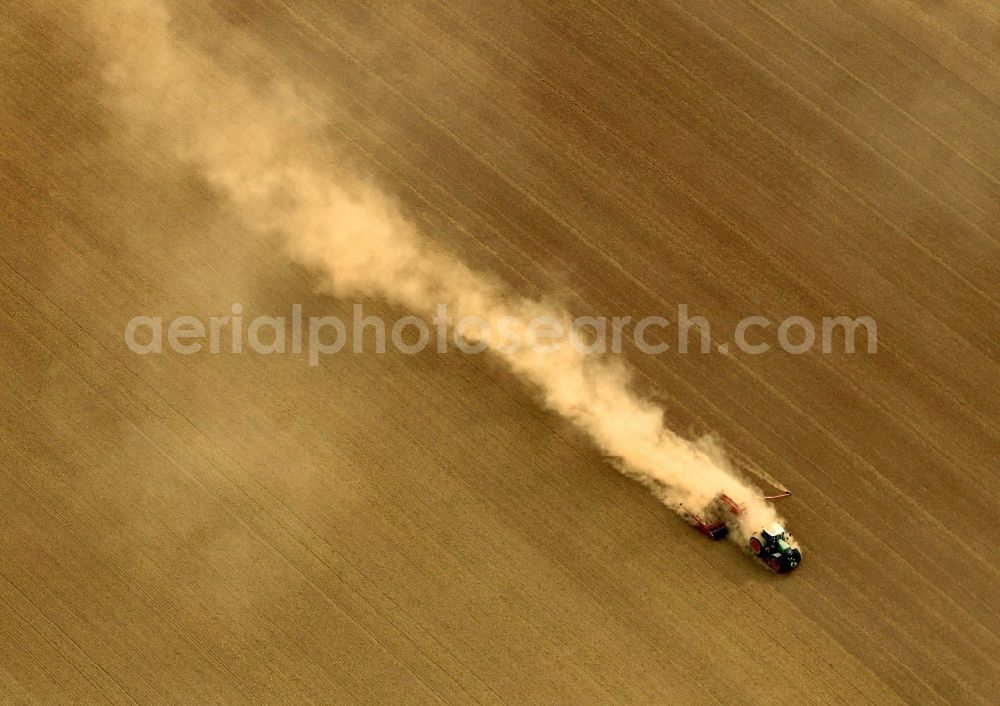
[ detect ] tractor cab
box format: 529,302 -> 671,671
760,523 -> 788,544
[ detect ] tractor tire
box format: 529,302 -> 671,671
769,558 -> 781,572
749,537 -> 762,554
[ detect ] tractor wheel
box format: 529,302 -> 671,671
769,558 -> 781,572
749,537 -> 762,554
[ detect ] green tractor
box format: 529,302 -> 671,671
683,491 -> 803,573
749,523 -> 802,573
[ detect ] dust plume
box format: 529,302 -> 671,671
87,0 -> 786,550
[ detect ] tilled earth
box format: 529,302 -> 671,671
2,1 -> 998,703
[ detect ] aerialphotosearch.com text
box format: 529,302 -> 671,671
124,303 -> 878,366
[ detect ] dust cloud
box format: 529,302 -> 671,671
87,0 -> 786,552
